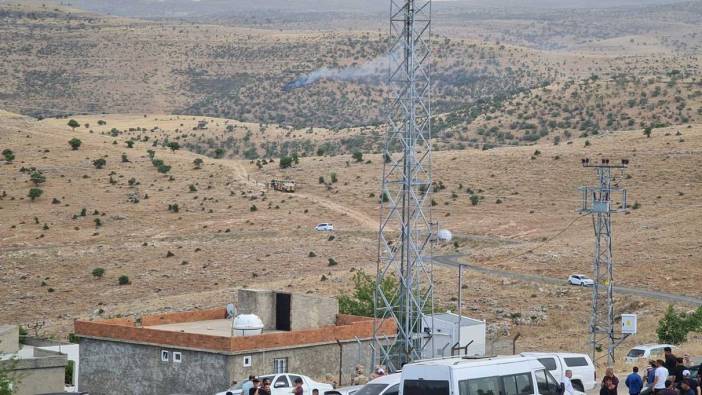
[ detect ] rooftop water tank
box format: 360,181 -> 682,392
437,229 -> 453,242
232,314 -> 264,337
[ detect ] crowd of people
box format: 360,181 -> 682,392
587,348 -> 701,395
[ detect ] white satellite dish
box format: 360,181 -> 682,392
226,303 -> 237,319
437,229 -> 453,242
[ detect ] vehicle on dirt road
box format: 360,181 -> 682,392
315,223 -> 334,231
215,373 -> 333,395
624,344 -> 677,364
568,274 -> 594,287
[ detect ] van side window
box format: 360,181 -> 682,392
404,380 -> 450,395
564,357 -> 589,367
538,358 -> 558,371
536,369 -> 560,395
503,373 -> 535,395
459,376 -> 501,395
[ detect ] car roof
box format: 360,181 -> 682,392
367,373 -> 401,385
409,355 -> 539,367
630,344 -> 675,350
521,352 -> 591,359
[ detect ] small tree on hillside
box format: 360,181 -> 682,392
352,151 -> 363,162
68,138 -> 82,150
28,188 -> 43,201
92,158 -> 106,169
193,158 -> 203,169
30,171 -> 46,186
2,149 -> 15,162
167,142 -> 180,152
279,156 -> 293,169
67,119 -> 80,132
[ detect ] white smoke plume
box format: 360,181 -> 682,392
284,54 -> 389,91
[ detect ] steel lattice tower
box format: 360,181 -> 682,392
578,158 -> 629,367
373,0 -> 434,372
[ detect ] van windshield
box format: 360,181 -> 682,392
403,380 -> 450,395
354,384 -> 388,395
627,349 -> 645,358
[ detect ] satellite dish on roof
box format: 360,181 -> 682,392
226,303 -> 237,319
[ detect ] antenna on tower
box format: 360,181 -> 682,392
373,0 -> 434,372
578,158 -> 632,367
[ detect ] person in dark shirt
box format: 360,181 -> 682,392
673,359 -> 688,387
683,370 -> 700,395
603,368 -> 620,390
601,378 -> 617,395
250,378 -> 271,395
662,380 -> 678,395
664,347 -> 677,371
682,380 -> 696,395
293,377 -> 304,395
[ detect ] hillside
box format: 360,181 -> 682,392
1,111 -> 700,358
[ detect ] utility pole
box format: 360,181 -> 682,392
578,158 -> 629,367
373,0 -> 434,372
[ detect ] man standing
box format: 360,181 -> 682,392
562,370 -> 575,395
681,380 -> 696,395
664,347 -> 677,371
603,368 -> 620,390
292,377 -> 304,395
242,375 -> 256,395
653,360 -> 670,394
626,367 -> 644,395
683,370 -> 701,395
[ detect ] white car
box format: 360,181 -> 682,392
216,373 -> 333,395
568,274 -> 594,287
625,344 -> 677,364
323,385 -> 363,395
521,352 -> 596,391
349,374 -> 400,395
315,223 -> 334,231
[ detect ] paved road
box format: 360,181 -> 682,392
433,255 -> 702,306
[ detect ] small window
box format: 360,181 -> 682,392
243,355 -> 252,367
460,377 -> 500,395
173,352 -> 182,363
538,358 -> 558,371
161,350 -> 169,362
503,373 -> 534,395
273,358 -> 288,374
564,357 -> 589,367
289,375 -> 303,386
273,375 -> 290,388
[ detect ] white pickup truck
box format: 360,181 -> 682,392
520,352 -> 596,392
216,373 -> 334,395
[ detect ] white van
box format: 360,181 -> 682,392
520,352 -> 596,391
399,356 -> 566,395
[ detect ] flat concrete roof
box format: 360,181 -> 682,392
147,319 -> 281,337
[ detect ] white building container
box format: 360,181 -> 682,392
422,312 -> 486,358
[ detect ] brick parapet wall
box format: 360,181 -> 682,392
75,310 -> 394,353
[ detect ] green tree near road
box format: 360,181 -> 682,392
657,305 -> 702,344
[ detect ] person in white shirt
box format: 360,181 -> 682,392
653,359 -> 670,393
563,370 -> 575,395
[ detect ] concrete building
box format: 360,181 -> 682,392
21,337 -> 80,391
0,325 -> 68,395
422,312 -> 486,358
75,289 -> 395,395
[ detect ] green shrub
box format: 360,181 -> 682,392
2,149 -> 15,162
338,271 -> 398,317
330,172 -> 338,183
92,158 -> 106,169
68,138 -> 82,150
327,258 -> 338,266
470,194 -> 480,206
28,188 -> 43,201
118,275 -> 130,285
352,151 -> 363,162
92,268 -> 105,278
67,119 -> 80,131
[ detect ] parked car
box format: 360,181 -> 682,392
521,352 -> 596,391
567,275 -> 594,287
216,373 -> 333,395
350,374 -> 400,395
625,344 -> 677,364
323,385 -> 363,395
315,223 -> 334,231
400,355 -> 582,395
